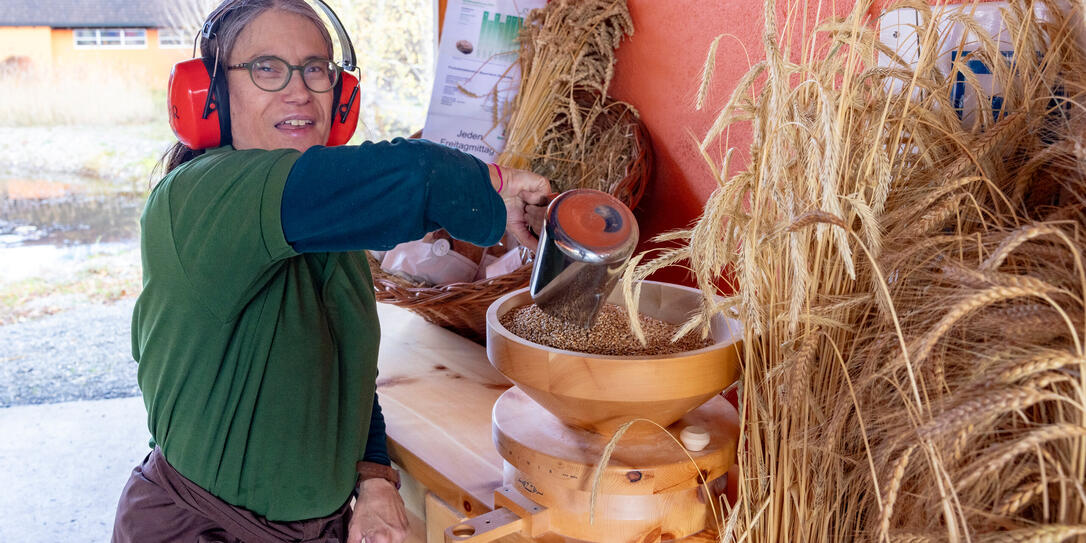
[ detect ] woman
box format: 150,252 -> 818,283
112,1 -> 551,542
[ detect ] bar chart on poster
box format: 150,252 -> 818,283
472,11 -> 525,62
422,0 -> 544,162
875,1 -> 1067,127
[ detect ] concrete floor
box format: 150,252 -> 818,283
0,397 -> 431,542
0,396 -> 150,542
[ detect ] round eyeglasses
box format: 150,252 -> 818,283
227,56 -> 340,93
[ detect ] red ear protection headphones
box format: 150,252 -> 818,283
167,0 -> 361,150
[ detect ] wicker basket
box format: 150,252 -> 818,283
369,106 -> 652,343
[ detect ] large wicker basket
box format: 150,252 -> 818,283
369,106 -> 652,343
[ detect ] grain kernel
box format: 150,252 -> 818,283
500,303 -> 712,356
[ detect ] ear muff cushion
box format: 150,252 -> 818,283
326,71 -> 360,147
168,59 -> 221,150
167,58 -> 233,150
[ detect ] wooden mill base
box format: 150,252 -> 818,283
450,387 -> 739,543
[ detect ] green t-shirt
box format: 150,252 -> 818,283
133,146 -> 382,521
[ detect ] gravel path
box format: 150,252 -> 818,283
0,300 -> 139,407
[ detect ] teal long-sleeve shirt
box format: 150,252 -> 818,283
132,138 -> 503,521
282,137 -> 504,251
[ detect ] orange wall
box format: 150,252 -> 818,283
609,0 -> 854,286
49,28 -> 190,90
0,26 -> 53,67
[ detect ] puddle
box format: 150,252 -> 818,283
0,177 -> 145,283
0,178 -> 145,246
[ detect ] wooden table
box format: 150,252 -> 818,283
375,303 -> 510,524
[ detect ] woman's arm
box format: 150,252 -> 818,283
352,394 -> 408,543
361,393 -> 390,467
282,138 -> 504,252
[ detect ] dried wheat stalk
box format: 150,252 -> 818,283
498,0 -> 641,196
627,0 -> 1086,541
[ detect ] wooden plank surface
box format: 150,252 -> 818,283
376,303 -> 510,516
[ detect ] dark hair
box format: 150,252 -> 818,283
154,0 -> 335,181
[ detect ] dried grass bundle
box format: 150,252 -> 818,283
627,0 -> 1086,540
498,0 -> 642,195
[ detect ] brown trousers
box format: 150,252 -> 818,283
112,448 -> 352,543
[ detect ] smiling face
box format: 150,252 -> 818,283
226,9 -> 333,152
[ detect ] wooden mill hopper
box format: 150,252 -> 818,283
446,281 -> 743,543
486,281 -> 742,435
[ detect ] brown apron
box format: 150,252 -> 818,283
112,448 -> 352,543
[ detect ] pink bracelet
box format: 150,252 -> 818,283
491,163 -> 504,194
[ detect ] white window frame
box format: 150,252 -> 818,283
157,28 -> 189,49
73,28 -> 148,49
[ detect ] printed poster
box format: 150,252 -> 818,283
422,0 -> 546,162
876,2 -> 1082,126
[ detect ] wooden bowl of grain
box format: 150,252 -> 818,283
486,280 -> 742,435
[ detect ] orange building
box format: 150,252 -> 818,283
0,0 -> 192,90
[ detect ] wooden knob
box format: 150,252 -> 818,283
680,425 -> 711,452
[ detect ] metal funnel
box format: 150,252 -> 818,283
529,189 -> 639,328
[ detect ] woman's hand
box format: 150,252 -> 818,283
348,478 -> 409,543
489,164 -> 552,248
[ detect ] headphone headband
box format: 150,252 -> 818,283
312,0 -> 356,72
